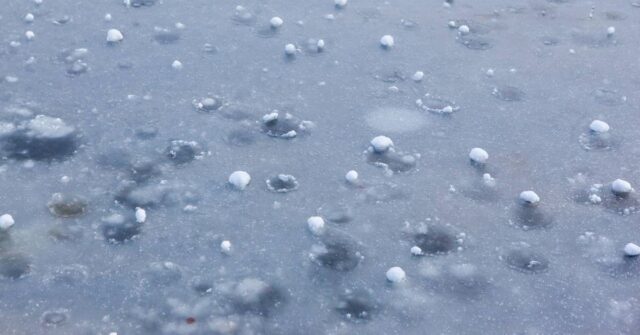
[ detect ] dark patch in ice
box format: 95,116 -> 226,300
374,68 -> 406,83
43,264 -> 89,286
541,36 -> 560,46
260,112 -> 311,139
41,309 -> 69,327
413,225 -> 459,255
165,140 -> 204,165
366,150 -> 417,173
571,31 -> 617,48
601,190 -> 639,216
311,233 -> 363,272
578,131 -> 614,151
115,181 -> 173,208
266,174 -> 299,193
47,193 -> 87,218
48,223 -> 83,242
422,262 -> 490,299
362,183 -> 407,203
153,27 -> 181,44
603,11 -> 626,21
225,128 -> 257,146
96,147 -> 132,169
256,26 -> 279,39
130,0 -> 156,7
0,252 -> 31,279
502,243 -> 549,273
129,158 -> 163,183
101,213 -> 143,243
492,86 -> 526,102
511,204 -> 553,230
457,36 -> 493,50
1,115 -> 80,161
335,290 -> 377,322
135,125 -> 158,140
460,179 -> 499,202
593,88 -> 626,106
189,276 -> 214,296
232,277 -> 286,317
301,38 -> 325,56
319,204 -> 354,224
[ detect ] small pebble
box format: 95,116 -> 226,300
345,170 -> 359,184
220,240 -> 232,254
410,246 -> 423,256
285,43 -> 296,55
229,171 -> 251,190
519,191 -> 540,205
0,214 -> 15,231
307,216 -> 326,236
270,16 -> 284,28
386,266 -> 406,283
469,148 -> 489,164
171,60 -> 183,70
106,29 -> 124,43
135,207 -> 146,223
335,0 -> 348,8
611,179 -> 632,195
412,71 -> 424,82
624,243 -> 640,256
370,136 -> 394,153
589,120 -> 609,133
380,35 -> 394,48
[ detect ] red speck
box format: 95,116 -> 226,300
186,317 -> 196,324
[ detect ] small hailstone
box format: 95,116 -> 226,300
228,171 -> 251,190
624,243 -> 640,256
270,16 -> 283,28
611,179 -> 632,195
335,0 -> 348,8
34,0 -> 43,4
486,68 -> 495,77
412,71 -> 424,82
220,240 -> 232,254
607,26 -> 616,36
25,31 -> 35,40
442,105 -> 454,113
410,246 -> 423,256
458,25 -> 470,34
171,60 -> 183,70
386,266 -> 406,283
589,120 -> 609,133
175,22 -> 186,29
104,13 -> 112,21
345,170 -> 359,184
135,207 -> 146,223
588,194 -> 602,204
0,214 -> 15,231
106,29 -> 124,42
469,148 -> 489,164
317,39 -> 325,50
370,135 -> 394,153
24,13 -> 35,23
307,216 -> 326,235
284,43 -> 296,55
448,20 -> 457,28
380,35 -> 394,48
519,191 -> 540,205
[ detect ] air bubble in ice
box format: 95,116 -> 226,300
47,193 -> 87,218
266,174 -> 299,193
165,140 -> 204,165
260,112 -> 311,139
502,243 -> 549,273
0,252 -> 31,279
232,277 -> 285,316
413,226 -> 459,255
41,309 -> 69,327
153,27 -> 181,44
492,86 -> 525,102
336,290 -> 377,322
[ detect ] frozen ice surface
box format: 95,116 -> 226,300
1,0 -> 640,334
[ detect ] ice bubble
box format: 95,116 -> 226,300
624,243 -> 640,257
47,193 -> 87,218
380,35 -> 394,48
370,136 -> 393,153
220,240 -> 232,254
345,170 -> 359,184
307,216 -> 326,236
335,0 -> 348,8
229,171 -> 251,190
469,147 -> 489,164
0,214 -> 15,231
590,120 -> 610,133
386,266 -> 406,283
270,16 -> 283,28
194,96 -> 224,112
611,179 -> 633,196
106,29 -> 124,43
135,207 -> 146,223
266,174 -> 299,193
519,190 -> 540,205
